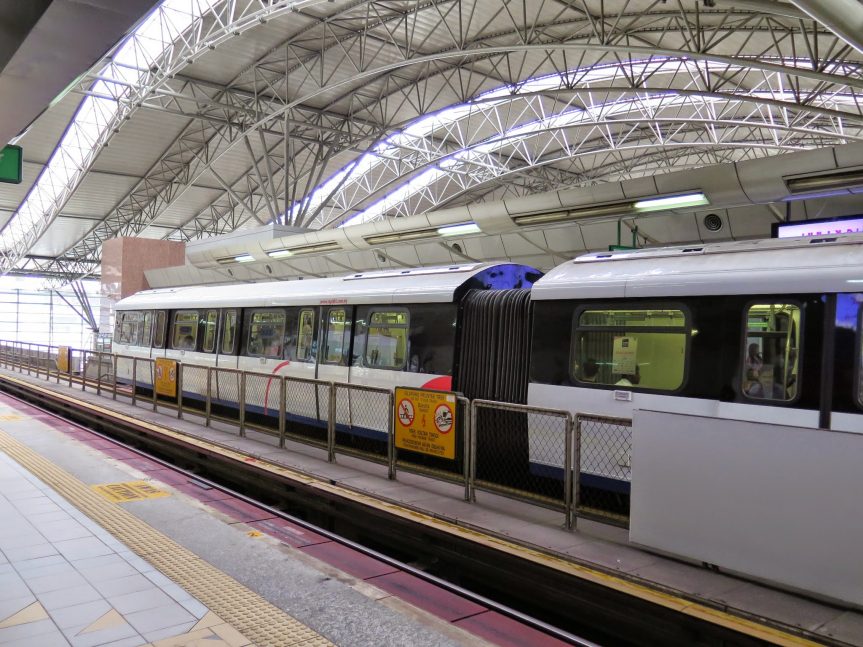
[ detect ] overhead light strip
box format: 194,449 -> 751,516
785,169 -> 863,195
286,242 -> 342,255
363,222 -> 481,246
512,192 -> 709,226
216,254 -> 255,265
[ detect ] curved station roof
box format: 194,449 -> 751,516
1,0 -> 863,284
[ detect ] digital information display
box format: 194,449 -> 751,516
773,215 -> 863,239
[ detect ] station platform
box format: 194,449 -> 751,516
0,390 -> 561,647
0,367 -> 861,646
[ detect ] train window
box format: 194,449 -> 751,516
141,312 -> 153,347
247,310 -> 285,358
113,313 -> 125,344
366,310 -> 409,370
742,303 -> 801,402
405,304 -> 457,374
323,308 -> 347,365
153,311 -> 166,348
202,310 -> 218,353
171,311 -> 199,350
572,307 -> 689,391
221,310 -> 237,354
296,309 -> 315,362
115,311 -> 144,345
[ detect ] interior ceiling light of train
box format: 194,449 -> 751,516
1,0 -> 862,284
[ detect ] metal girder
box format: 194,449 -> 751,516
789,0 -> 863,56
12,0 -> 863,283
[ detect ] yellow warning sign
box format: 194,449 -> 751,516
91,481 -> 170,503
56,346 -> 70,373
154,358 -> 177,398
394,386 -> 457,459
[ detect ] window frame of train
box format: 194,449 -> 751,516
171,310 -> 199,351
220,309 -> 238,355
740,300 -> 803,405
114,310 -> 151,347
153,310 -> 167,349
322,307 -> 350,366
295,308 -> 315,362
570,302 -> 692,393
245,308 -> 287,359
201,309 -> 219,354
364,308 -> 409,370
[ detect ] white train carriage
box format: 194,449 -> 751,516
113,262 -> 540,439
527,234 -> 863,494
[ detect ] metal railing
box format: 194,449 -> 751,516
0,341 -> 634,529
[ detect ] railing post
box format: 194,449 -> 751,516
573,414 -> 582,521
462,397 -> 471,502
327,383 -> 336,462
278,376 -> 286,448
111,355 -> 118,399
131,357 -> 137,405
238,371 -> 246,437
152,360 -> 158,411
96,352 -> 103,396
564,413 -> 575,530
81,351 -> 87,391
468,401 -> 478,502
205,367 -> 212,427
387,390 -> 395,480
177,363 -> 184,420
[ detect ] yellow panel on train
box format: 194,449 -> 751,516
394,387 -> 457,459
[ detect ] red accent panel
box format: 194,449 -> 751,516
300,542 -> 398,579
454,611 -> 572,647
207,497 -> 278,523
421,376 -> 453,391
248,518 -> 330,548
368,571 -> 486,622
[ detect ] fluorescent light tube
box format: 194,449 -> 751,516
634,192 -> 709,212
234,254 -> 254,263
267,249 -> 293,259
437,222 -> 481,236
785,169 -> 863,195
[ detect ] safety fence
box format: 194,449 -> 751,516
0,341 -> 632,528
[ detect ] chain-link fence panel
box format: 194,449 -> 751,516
472,400 -> 573,515
332,383 -> 391,464
179,363 -> 209,415
210,367 -> 241,424
281,376 -> 328,448
130,358 -> 154,405
242,370 -> 280,436
576,413 -> 632,524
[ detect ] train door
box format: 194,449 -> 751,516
216,308 -> 239,369
316,307 -> 352,427
830,293 -> 863,433
151,311 -> 168,359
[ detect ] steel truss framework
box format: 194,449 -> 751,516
5,0 -> 863,282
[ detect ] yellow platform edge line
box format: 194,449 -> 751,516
0,423 -> 332,647
0,372 -> 824,647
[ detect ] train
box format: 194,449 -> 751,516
113,233 -> 863,508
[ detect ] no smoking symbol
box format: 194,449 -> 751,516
397,399 -> 415,426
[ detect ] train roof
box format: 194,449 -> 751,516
533,234 -> 863,300
116,262 -> 525,310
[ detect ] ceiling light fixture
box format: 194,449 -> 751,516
266,248 -> 294,259
286,242 -> 342,255
785,169 -> 863,195
633,192 -> 710,212
437,222 -> 481,236
217,254 -> 255,264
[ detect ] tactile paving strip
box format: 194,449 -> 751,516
0,428 -> 333,647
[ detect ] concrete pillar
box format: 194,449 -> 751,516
100,238 -> 186,337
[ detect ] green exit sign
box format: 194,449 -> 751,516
0,145 -> 22,184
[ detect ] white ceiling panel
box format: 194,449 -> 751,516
90,109 -> 188,177
152,186 -> 230,229
62,171 -> 139,218
29,215 -> 100,257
